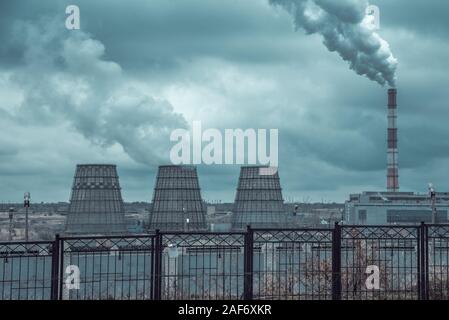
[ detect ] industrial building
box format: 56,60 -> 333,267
148,165 -> 207,231
345,191 -> 449,225
345,89 -> 449,225
64,164 -> 127,235
232,166 -> 288,229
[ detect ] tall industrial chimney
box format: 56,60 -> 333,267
387,88 -> 399,192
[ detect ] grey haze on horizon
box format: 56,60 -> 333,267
0,0 -> 448,203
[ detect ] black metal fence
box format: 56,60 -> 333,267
58,235 -> 155,300
1,223 -> 449,300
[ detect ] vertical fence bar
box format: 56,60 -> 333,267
418,222 -> 428,300
150,235 -> 155,300
153,230 -> 162,300
332,222 -> 342,300
58,237 -> 64,300
244,226 -> 254,300
424,223 -> 429,300
50,234 -> 60,300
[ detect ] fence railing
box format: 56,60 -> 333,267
1,223 -> 449,300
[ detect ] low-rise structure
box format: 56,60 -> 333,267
345,191 -> 449,225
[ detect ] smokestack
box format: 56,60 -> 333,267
387,89 -> 399,192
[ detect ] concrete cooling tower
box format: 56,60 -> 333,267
149,165 -> 207,231
65,164 -> 127,235
232,166 -> 287,229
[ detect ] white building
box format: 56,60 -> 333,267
345,191 -> 449,225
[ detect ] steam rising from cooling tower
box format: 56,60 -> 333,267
270,0 -> 398,86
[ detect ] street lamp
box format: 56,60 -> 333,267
293,204 -> 299,216
24,192 -> 31,241
429,183 -> 437,224
8,207 -> 14,242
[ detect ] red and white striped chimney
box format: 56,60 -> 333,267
387,88 -> 399,192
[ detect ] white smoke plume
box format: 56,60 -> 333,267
5,18 -> 187,166
270,0 -> 398,86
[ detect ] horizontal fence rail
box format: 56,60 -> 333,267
1,224 -> 449,300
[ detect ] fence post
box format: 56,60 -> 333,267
153,229 -> 163,300
150,235 -> 155,300
50,234 -> 60,300
244,225 -> 254,300
419,222 -> 428,300
332,222 -> 342,300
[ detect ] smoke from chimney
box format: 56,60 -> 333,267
387,88 -> 399,192
270,0 -> 398,87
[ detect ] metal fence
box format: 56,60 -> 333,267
340,225 -> 421,300
158,232 -> 246,300
0,241 -> 56,300
1,223 -> 449,300
58,235 -> 155,300
426,225 -> 449,299
252,229 -> 333,300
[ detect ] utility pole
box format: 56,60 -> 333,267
429,183 -> 437,224
8,207 -> 14,241
24,192 -> 31,241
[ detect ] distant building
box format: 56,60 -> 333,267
148,165 -> 207,231
65,164 -> 127,235
345,191 -> 449,225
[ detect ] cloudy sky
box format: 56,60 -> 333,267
0,0 -> 448,203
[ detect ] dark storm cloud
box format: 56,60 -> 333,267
0,0 -> 314,72
373,0 -> 449,40
6,17 -> 187,165
0,0 -> 449,202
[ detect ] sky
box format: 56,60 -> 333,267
0,0 -> 448,204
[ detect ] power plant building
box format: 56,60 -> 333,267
149,165 -> 207,231
345,89 -> 449,225
345,191 -> 449,225
65,164 -> 127,235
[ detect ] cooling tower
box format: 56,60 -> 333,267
65,164 -> 127,235
232,166 -> 287,229
149,165 -> 207,231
